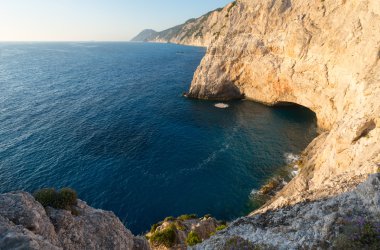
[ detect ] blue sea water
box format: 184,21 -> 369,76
0,42 -> 317,234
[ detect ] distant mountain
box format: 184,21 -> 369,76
131,3 -> 236,47
130,29 -> 158,42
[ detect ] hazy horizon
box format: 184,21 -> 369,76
0,0 -> 232,42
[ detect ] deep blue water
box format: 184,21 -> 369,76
0,42 -> 316,234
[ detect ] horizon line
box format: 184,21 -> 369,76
0,40 -> 136,43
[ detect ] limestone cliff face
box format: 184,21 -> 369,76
131,2 -> 236,47
188,0 -> 380,210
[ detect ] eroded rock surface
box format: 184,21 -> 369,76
194,174 -> 380,249
0,192 -> 143,250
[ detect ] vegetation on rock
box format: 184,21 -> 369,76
149,224 -> 176,247
177,213 -> 197,221
164,216 -> 175,222
216,225 -> 227,231
34,188 -> 77,212
333,217 -> 380,249
186,231 -> 202,246
150,223 -> 159,233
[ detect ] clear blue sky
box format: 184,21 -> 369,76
0,0 -> 232,41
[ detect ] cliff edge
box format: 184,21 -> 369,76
188,0 -> 380,212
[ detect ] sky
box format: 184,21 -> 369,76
0,0 -> 232,41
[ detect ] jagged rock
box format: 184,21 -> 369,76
133,236 -> 151,250
194,174 -> 380,249
45,200 -> 134,250
0,192 -> 138,250
0,192 -> 60,246
0,215 -> 61,250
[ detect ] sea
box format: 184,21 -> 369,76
0,42 -> 317,234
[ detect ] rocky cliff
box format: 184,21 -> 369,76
188,0 -> 380,212
0,192 -> 148,250
131,2 -> 237,47
1,174 -> 379,249
195,173 -> 380,249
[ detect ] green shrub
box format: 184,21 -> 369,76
186,231 -> 202,246
164,216 -> 175,222
216,225 -> 227,231
34,188 -> 78,211
150,223 -> 160,233
34,188 -> 58,207
149,224 -> 176,247
178,214 -> 197,221
56,188 -> 77,209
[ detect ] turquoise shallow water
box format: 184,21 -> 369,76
0,42 -> 317,234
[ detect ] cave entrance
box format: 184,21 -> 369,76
271,101 -> 318,126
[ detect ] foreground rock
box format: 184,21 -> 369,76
0,192 -> 145,250
194,173 -> 380,249
0,174 -> 379,249
147,215 -> 225,250
188,0 -> 380,212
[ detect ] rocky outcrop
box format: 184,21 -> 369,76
194,173 -> 380,249
147,215 -> 225,250
188,0 -> 380,211
131,2 -> 237,47
0,192 -> 145,250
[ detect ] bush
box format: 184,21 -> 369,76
216,225 -> 227,231
34,188 -> 58,207
149,224 -> 176,247
34,188 -> 78,211
56,188 -> 77,209
150,223 -> 159,233
186,231 -> 202,246
164,216 -> 175,222
178,214 -> 197,221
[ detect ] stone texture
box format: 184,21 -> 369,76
46,200 -> 134,250
0,192 -> 59,246
194,173 -> 380,249
0,192 -> 138,250
188,0 -> 380,211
